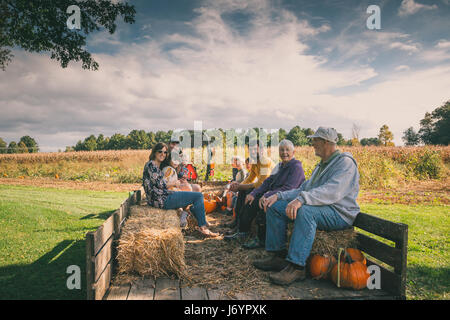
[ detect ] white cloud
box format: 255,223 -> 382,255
398,0 -> 438,17
389,41 -> 420,54
436,39 -> 450,49
395,65 -> 410,71
1,0 -> 449,150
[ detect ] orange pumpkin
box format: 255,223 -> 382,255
330,248 -> 369,290
343,248 -> 366,265
203,193 -> 217,214
309,254 -> 336,280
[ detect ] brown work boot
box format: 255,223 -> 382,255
252,251 -> 288,272
269,263 -> 306,286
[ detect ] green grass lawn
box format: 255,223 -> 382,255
360,203 -> 449,300
0,185 -> 127,299
0,184 -> 448,299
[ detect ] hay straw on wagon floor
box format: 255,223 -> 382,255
180,212 -> 357,298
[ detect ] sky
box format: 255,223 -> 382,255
1,0 -> 449,152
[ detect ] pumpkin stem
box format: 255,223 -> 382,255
337,248 -> 344,288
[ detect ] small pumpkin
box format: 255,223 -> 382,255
309,254 -> 336,280
330,248 -> 369,290
203,193 -> 217,214
343,248 -> 367,265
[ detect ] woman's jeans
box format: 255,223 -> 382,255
163,191 -> 207,227
266,200 -> 350,266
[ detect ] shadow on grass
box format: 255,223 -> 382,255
0,240 -> 87,300
80,210 -> 115,220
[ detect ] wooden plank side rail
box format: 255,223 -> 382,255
353,212 -> 408,299
86,188 -> 143,300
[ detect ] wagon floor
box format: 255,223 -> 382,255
104,276 -> 392,300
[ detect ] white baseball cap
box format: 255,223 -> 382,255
307,127 -> 339,143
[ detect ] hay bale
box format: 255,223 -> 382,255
287,225 -> 357,258
116,205 -> 186,278
310,229 -> 357,257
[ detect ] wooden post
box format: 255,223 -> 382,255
85,232 -> 95,300
395,224 -> 408,299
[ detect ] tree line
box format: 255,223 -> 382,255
67,125 -> 395,152
0,136 -> 39,154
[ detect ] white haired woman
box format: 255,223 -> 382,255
225,139 -> 306,248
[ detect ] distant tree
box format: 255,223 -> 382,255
378,125 -> 394,146
287,126 -> 308,146
96,134 -> 108,150
1,0 -> 136,71
419,100 -> 450,145
19,135 -> 39,153
278,128 -> 288,141
74,140 -> 83,151
155,131 -> 171,144
107,133 -> 126,150
402,127 -> 420,146
147,132 -> 156,148
18,141 -> 28,153
360,137 -> 381,146
7,141 -> 19,154
0,137 -> 6,154
127,130 -> 151,149
83,135 -> 97,151
430,100 -> 449,145
419,112 -> 434,145
337,133 -> 347,146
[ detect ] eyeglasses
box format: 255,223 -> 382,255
156,150 -> 168,155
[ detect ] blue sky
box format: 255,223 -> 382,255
1,0 -> 449,151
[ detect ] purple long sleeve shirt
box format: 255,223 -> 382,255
250,158 -> 305,198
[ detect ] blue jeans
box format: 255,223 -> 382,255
163,191 -> 207,227
266,200 -> 350,267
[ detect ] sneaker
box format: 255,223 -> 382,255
223,232 -> 247,242
269,263 -> 306,285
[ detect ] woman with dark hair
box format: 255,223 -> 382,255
142,142 -> 219,237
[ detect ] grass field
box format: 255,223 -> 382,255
0,184 -> 448,299
0,185 -> 127,299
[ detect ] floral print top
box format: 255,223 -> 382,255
142,160 -> 173,208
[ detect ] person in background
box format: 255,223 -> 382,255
143,142 -> 218,237
205,145 -> 215,181
224,140 -> 274,239
222,156 -> 248,216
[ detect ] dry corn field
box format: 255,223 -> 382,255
0,146 -> 449,191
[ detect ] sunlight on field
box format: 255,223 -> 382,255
1,146 -> 448,189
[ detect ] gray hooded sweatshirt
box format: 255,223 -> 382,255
277,152 -> 360,225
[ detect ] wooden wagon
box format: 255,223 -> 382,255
85,182 -> 408,300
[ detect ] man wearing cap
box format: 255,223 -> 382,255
253,127 -> 360,285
